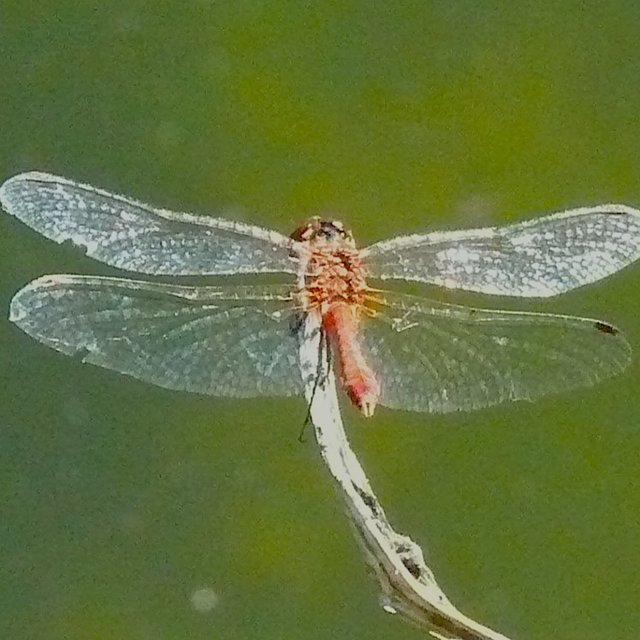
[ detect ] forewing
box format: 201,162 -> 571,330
364,205 -> 640,297
0,172 -> 300,275
10,276 -> 303,397
361,292 -> 631,413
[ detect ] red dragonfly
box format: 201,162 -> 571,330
2,172 -> 639,416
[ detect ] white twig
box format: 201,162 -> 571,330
298,313 -> 515,640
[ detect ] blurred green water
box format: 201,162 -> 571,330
1,2 -> 640,639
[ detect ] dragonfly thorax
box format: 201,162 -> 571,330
291,217 -> 369,312
300,242 -> 369,313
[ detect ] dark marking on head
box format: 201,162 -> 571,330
290,217 -> 352,243
318,220 -> 344,240
594,321 -> 618,335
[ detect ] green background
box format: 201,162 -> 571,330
2,3 -> 640,639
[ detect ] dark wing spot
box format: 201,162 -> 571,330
602,209 -> 628,216
594,321 -> 618,335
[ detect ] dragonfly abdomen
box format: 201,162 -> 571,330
323,302 -> 380,417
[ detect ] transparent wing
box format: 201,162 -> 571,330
0,172 -> 300,275
363,205 -> 640,297
360,292 -> 631,413
10,275 -> 303,397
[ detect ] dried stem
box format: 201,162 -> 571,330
298,313 -> 515,640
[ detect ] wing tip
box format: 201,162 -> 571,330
593,320 -> 619,336
588,203 -> 640,220
8,295 -> 26,324
1,170 -> 61,189
9,275 -> 78,322
9,280 -> 44,324
592,321 -> 633,374
1,171 -> 65,211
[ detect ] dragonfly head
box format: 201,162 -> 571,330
290,217 -> 355,247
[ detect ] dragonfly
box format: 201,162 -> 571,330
1,171 -> 640,416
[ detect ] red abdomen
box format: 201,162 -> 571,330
323,302 -> 380,417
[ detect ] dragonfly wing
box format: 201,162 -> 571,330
363,205 -> 640,297
10,276 -> 303,397
0,172 -> 300,276
360,292 -> 631,413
